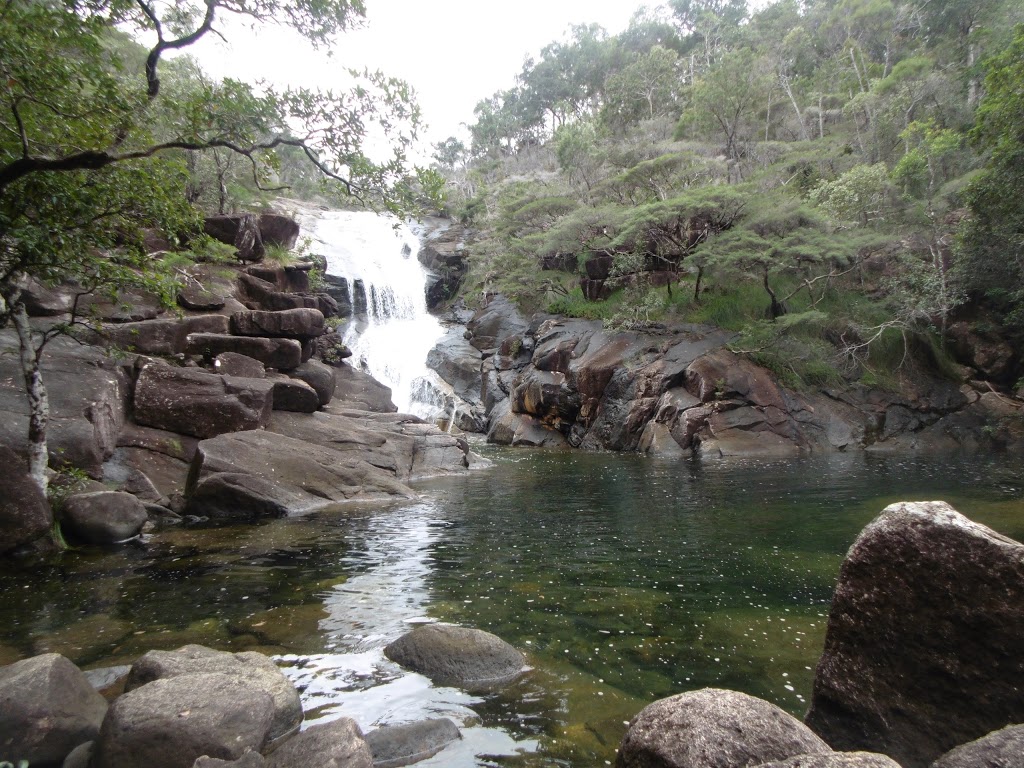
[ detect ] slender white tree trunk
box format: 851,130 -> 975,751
9,293 -> 49,493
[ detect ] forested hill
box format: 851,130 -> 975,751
432,0 -> 1024,393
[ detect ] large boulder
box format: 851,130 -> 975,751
268,375 -> 320,413
332,363 -> 397,412
125,645 -> 301,743
92,672 -> 275,768
616,688 -> 831,768
0,653 -> 108,766
230,309 -> 326,341
287,360 -> 336,406
467,295 -> 529,352
133,361 -> 274,438
265,717 -> 371,768
383,624 -> 526,691
931,724 -> 1024,768
364,718 -> 461,768
98,315 -> 230,356
805,501 -> 1024,767
426,328 -> 484,405
185,333 -> 303,371
258,213 -> 300,250
61,491 -> 148,544
0,445 -> 53,554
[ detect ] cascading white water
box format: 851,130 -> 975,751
298,209 -> 446,417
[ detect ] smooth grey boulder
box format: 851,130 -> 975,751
93,672 -> 275,768
269,375 -> 320,413
383,624 -> 526,690
616,688 -> 831,768
212,352 -> 266,379
62,740 -> 94,768
133,361 -> 274,439
61,491 -> 147,544
0,445 -> 53,554
265,717 -> 372,768
426,327 -> 484,405
230,308 -> 326,340
125,645 -> 302,742
364,718 -> 461,768
185,333 -> 303,371
757,753 -> 901,768
183,472 -> 311,520
805,501 -> 1024,767
0,653 -> 107,766
931,724 -> 1024,768
288,360 -> 336,406
257,213 -> 300,250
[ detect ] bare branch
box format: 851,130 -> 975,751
11,97 -> 28,157
143,0 -> 218,100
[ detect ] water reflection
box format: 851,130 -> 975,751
0,451 -> 1021,766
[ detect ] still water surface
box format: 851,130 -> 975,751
1,449 -> 1022,766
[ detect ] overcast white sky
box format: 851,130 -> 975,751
189,1 -> 649,149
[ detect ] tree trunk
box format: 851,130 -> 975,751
693,264 -> 704,303
9,293 -> 49,493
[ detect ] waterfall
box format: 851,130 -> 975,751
298,209 -> 446,417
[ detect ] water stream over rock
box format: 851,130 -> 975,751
299,210 -> 448,418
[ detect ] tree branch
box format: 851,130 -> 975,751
143,0 -> 218,100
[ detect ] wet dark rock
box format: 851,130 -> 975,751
931,724 -> 1024,768
364,718 -> 462,768
287,360 -> 336,406
805,501 -> 1024,767
178,285 -> 227,311
230,308 -> 326,341
0,445 -> 53,554
61,491 -> 148,544
96,315 -> 231,357
93,672 -> 275,768
384,624 -> 526,691
126,645 -> 301,743
467,295 -> 529,352
193,753 -> 265,768
616,687 -> 831,768
486,400 -> 570,448
133,361 -> 274,438
257,213 -> 300,250
264,717 -> 371,768
63,740 -> 94,768
426,327 -> 484,405
185,333 -> 303,371
0,653 -> 108,767
268,375 -> 320,413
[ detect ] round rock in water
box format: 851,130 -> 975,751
757,753 -> 901,768
364,718 -> 462,768
932,724 -> 1024,768
616,688 -> 831,768
383,624 -> 526,690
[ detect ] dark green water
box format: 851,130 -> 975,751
1,449 -> 1022,766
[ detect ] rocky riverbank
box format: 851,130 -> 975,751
0,210 -> 470,556
426,292 -> 1024,457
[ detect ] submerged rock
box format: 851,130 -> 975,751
364,718 -> 462,768
805,501 -> 1024,767
0,653 -> 108,767
264,717 -> 371,768
384,624 -> 526,691
616,688 -> 831,768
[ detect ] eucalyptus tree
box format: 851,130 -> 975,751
0,0 -> 425,492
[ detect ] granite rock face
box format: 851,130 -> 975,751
930,724 -> 1024,768
805,501 -> 1024,767
0,653 -> 108,767
616,688 -> 831,768
0,445 -> 53,554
